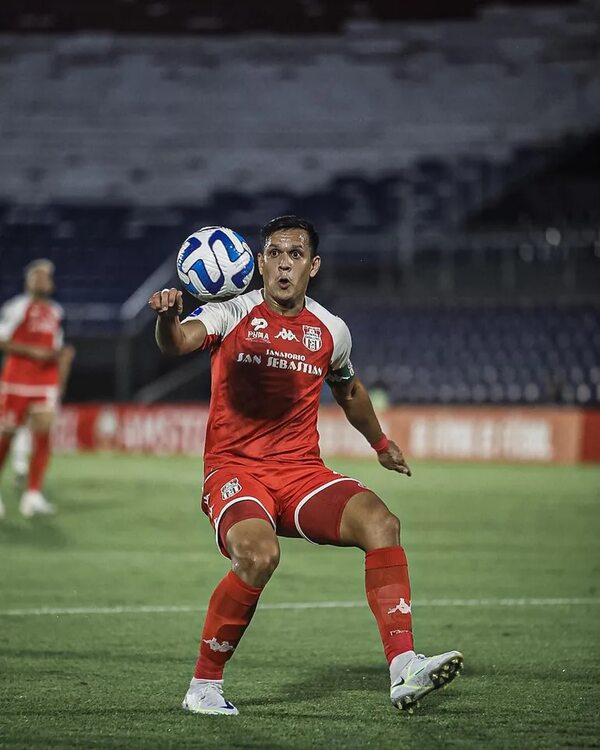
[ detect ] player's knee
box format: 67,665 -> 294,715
230,536 -> 280,584
371,510 -> 401,547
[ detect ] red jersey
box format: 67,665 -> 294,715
184,290 -> 354,469
0,295 -> 64,393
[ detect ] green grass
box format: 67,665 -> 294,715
1,454 -> 599,749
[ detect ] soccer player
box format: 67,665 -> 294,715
0,259 -> 75,518
149,216 -> 462,715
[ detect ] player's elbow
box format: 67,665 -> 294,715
156,335 -> 181,356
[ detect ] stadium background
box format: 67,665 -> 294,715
1,1 -> 599,748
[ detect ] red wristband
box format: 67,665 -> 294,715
371,435 -> 389,453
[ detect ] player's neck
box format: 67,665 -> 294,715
262,290 -> 305,317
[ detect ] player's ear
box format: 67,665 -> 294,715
257,252 -> 264,276
309,255 -> 321,278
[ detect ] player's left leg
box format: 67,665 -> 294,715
338,491 -> 463,713
11,425 -> 32,482
20,405 -> 56,517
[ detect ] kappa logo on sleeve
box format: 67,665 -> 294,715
221,477 -> 242,500
302,325 -> 322,352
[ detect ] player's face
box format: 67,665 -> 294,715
258,229 -> 320,310
25,267 -> 54,298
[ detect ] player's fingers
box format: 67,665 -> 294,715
176,290 -> 184,313
148,291 -> 162,311
167,288 -> 179,308
159,288 -> 172,311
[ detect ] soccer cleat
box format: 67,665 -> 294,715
390,650 -> 463,713
182,679 -> 239,716
19,490 -> 56,518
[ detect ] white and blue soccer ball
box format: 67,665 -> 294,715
176,226 -> 255,301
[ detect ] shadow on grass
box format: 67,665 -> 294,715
239,662 -> 465,718
0,517 -> 67,549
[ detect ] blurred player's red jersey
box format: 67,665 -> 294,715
185,290 -> 353,469
0,295 -> 64,392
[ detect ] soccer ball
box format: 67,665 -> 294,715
176,226 -> 255,301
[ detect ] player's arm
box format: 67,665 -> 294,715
330,377 -> 411,477
149,287 -> 207,355
0,338 -> 58,362
57,344 -> 76,397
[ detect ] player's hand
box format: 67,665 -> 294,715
377,440 -> 412,477
60,344 -> 76,363
148,288 -> 183,318
28,345 -> 60,362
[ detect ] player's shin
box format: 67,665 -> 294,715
194,571 -> 263,680
27,431 -> 51,491
365,546 -> 414,664
0,434 -> 12,471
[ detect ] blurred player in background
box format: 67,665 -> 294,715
150,216 -> 463,716
0,259 -> 75,518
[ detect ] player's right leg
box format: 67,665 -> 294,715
183,469 -> 278,716
0,391 -> 26,518
0,427 -> 16,518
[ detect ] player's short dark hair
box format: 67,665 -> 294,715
260,215 -> 319,256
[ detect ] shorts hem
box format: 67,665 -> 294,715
214,496 -> 276,558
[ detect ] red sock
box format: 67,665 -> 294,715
365,546 -> 414,664
0,434 -> 11,471
194,571 -> 263,680
27,431 -> 51,491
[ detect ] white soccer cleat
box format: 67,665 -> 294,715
390,650 -> 463,713
182,679 -> 239,716
19,490 -> 56,518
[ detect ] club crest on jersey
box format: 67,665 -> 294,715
221,478 -> 242,500
302,325 -> 322,352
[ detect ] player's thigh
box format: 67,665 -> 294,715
29,391 -> 58,433
29,406 -> 56,433
278,466 -> 368,546
201,468 -> 277,559
338,491 -> 401,550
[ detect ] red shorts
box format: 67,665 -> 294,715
0,385 -> 59,430
201,462 -> 369,558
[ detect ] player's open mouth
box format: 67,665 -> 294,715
277,278 -> 291,290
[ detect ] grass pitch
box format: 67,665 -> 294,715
1,454 -> 599,749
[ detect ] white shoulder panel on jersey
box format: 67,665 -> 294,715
0,295 -> 30,341
51,300 -> 65,320
183,289 -> 264,340
305,296 -> 352,370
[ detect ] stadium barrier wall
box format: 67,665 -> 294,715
51,404 -> 600,464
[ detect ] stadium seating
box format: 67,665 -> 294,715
339,305 -> 600,407
0,1 -> 598,204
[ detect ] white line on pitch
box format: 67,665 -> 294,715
0,597 -> 599,617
